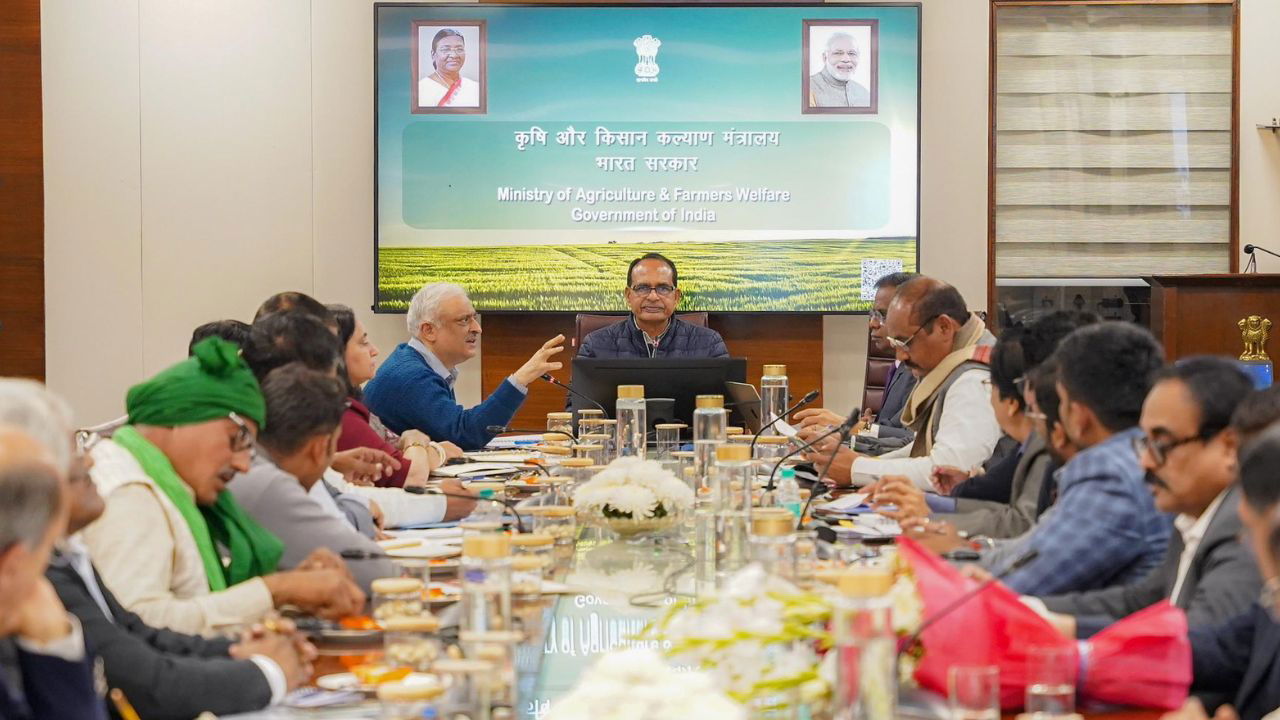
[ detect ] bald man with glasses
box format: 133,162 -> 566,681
577,253 -> 728,360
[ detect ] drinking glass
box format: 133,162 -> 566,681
948,666 -> 999,720
1025,646 -> 1076,716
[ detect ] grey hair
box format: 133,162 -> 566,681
0,459 -> 62,551
825,31 -> 859,54
0,380 -> 74,473
406,282 -> 469,337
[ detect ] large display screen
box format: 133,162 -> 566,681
375,3 -> 920,313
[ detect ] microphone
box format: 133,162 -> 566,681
898,549 -> 1040,656
749,389 -> 820,457
797,482 -> 831,532
763,408 -> 859,493
402,488 -> 528,533
802,406 -> 863,517
540,373 -> 608,413
1243,244 -> 1280,274
485,425 -> 578,443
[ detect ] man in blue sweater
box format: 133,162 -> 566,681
577,253 -> 729,359
364,282 -> 564,450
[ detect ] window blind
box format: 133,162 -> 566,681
993,3 -> 1234,277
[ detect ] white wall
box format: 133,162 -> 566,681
58,0 -> 1280,425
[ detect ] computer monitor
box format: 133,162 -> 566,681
567,357 -> 749,426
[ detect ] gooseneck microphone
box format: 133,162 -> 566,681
1243,244 -> 1280,274
486,425 -> 578,443
402,488 -> 528,533
540,373 -> 609,413
897,549 -> 1040,656
763,406 -> 859,493
749,389 -> 820,457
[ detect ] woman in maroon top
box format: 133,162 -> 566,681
330,305 -> 462,487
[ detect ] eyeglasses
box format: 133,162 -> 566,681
886,314 -> 940,352
228,412 -> 255,453
1130,430 -> 1213,468
869,309 -> 886,323
629,284 -> 676,297
435,45 -> 465,56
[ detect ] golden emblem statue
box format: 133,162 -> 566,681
1238,315 -> 1272,361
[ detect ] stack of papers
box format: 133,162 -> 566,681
430,462 -> 523,478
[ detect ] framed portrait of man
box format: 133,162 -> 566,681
802,19 -> 878,114
411,19 -> 486,114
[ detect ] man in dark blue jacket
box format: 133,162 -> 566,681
578,253 -> 729,360
365,283 -> 565,450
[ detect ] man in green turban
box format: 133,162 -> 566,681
82,337 -> 365,636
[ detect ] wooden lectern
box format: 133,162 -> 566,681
1146,274 -> 1280,359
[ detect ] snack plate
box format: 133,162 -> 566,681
315,671 -> 444,695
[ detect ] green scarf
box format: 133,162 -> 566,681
111,425 -> 283,591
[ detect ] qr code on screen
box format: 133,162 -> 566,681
860,259 -> 904,301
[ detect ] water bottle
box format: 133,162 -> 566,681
714,444 -> 753,582
616,385 -> 647,459
777,467 -> 803,521
833,569 -> 897,720
692,394 -> 728,495
760,364 -> 789,436
460,534 -> 512,634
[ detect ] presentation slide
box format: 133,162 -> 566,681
375,3 -> 920,313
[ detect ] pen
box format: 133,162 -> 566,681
110,688 -> 143,720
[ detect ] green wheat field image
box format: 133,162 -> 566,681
376,238 -> 916,313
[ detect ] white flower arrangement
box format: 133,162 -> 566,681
572,456 -> 695,520
637,561 -> 928,714
546,648 -> 745,720
639,565 -> 831,712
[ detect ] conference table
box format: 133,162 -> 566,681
226,527 -> 1166,720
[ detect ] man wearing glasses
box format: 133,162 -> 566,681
1032,356 -> 1259,638
365,282 -> 565,450
799,276 -> 1001,490
577,253 -> 728,360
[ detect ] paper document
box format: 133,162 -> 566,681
430,462 -> 522,478
817,492 -> 868,512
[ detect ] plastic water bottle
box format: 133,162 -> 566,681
616,385 -> 647,459
692,394 -> 728,495
760,364 -> 789,436
777,467 -> 803,521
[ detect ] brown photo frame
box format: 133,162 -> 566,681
802,19 -> 879,115
411,19 -> 487,115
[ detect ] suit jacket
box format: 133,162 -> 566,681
0,635 -> 105,720
951,441 -> 1022,504
875,363 -> 916,441
47,559 -> 272,720
229,454 -> 396,593
948,433 -> 1053,539
1191,603 -> 1280,720
1041,486 -> 1258,637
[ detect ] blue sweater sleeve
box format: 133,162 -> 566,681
370,363 -> 525,451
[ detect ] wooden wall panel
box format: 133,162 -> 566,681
1148,274 -> 1280,360
0,0 -> 44,379
480,313 -> 824,428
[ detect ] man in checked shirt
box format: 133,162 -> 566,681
912,322 -> 1172,596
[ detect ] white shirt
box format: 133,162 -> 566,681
1169,490 -> 1229,606
323,469 -> 447,528
418,74 -> 480,108
849,367 -> 1002,490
